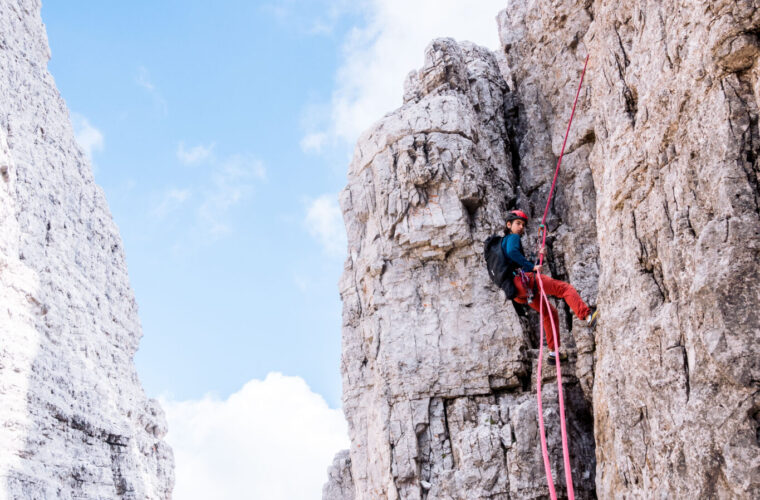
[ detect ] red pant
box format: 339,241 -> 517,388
513,273 -> 591,351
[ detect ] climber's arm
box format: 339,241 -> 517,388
504,234 -> 536,273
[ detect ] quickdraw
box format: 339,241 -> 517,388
537,223 -> 547,242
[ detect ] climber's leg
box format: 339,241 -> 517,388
526,279 -> 561,351
514,273 -> 562,350
532,297 -> 559,351
512,274 -> 529,304
537,275 -> 591,320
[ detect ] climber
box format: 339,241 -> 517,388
502,209 -> 598,362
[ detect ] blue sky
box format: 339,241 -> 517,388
40,1 -> 504,497
42,0 -> 355,406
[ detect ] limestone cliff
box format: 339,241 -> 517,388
0,1 -> 173,498
326,0 -> 760,498
331,38 -> 595,500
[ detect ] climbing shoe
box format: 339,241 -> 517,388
547,351 -> 568,363
587,307 -> 598,329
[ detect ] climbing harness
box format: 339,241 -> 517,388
534,54 -> 589,500
518,269 -> 534,304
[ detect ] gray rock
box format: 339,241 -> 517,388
329,0 -> 760,498
580,1 -> 760,497
0,0 -> 173,497
333,38 -> 596,500
323,449 -> 355,500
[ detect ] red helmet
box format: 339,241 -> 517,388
506,209 -> 529,223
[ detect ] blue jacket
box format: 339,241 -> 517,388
501,233 -> 535,273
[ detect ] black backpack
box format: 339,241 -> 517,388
484,235 -> 517,299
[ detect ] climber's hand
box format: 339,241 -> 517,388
538,248 -> 546,258
533,264 -> 543,273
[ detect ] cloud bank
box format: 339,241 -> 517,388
162,373 -> 349,500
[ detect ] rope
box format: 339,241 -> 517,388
534,53 -> 589,500
536,274 -> 572,499
535,290 -> 557,499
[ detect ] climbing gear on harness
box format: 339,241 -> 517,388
537,223 -> 547,242
484,235 -> 518,299
505,209 -> 529,223
518,269 -> 534,304
534,53 -> 589,500
587,307 -> 599,328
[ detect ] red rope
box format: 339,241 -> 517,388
535,53 -> 589,500
540,54 -> 591,230
536,290 -> 557,499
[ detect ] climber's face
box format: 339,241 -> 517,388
507,219 -> 525,235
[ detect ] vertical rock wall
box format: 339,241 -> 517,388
505,0 -> 760,495
0,1 -> 173,498
580,1 -> 760,496
330,0 -> 760,498
334,39 -> 596,500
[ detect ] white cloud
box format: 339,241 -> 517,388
177,142 -> 215,165
305,0 -> 356,36
299,100 -> 334,154
136,66 -> 168,115
162,373 -> 349,500
300,132 -> 328,154
152,150 -> 265,240
305,194 -> 346,257
304,0 -> 504,148
198,155 -> 266,235
71,113 -> 104,161
154,188 -> 192,218
136,66 -> 156,91
263,0 -> 357,36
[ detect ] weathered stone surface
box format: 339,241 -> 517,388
503,0 -> 760,496
329,1 -> 760,498
323,449 -> 355,500
0,0 -> 173,498
580,1 -> 760,497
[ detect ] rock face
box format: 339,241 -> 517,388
331,38 -> 596,500
578,1 -> 760,497
0,1 -> 173,498
328,0 -> 760,498
322,450 -> 356,500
